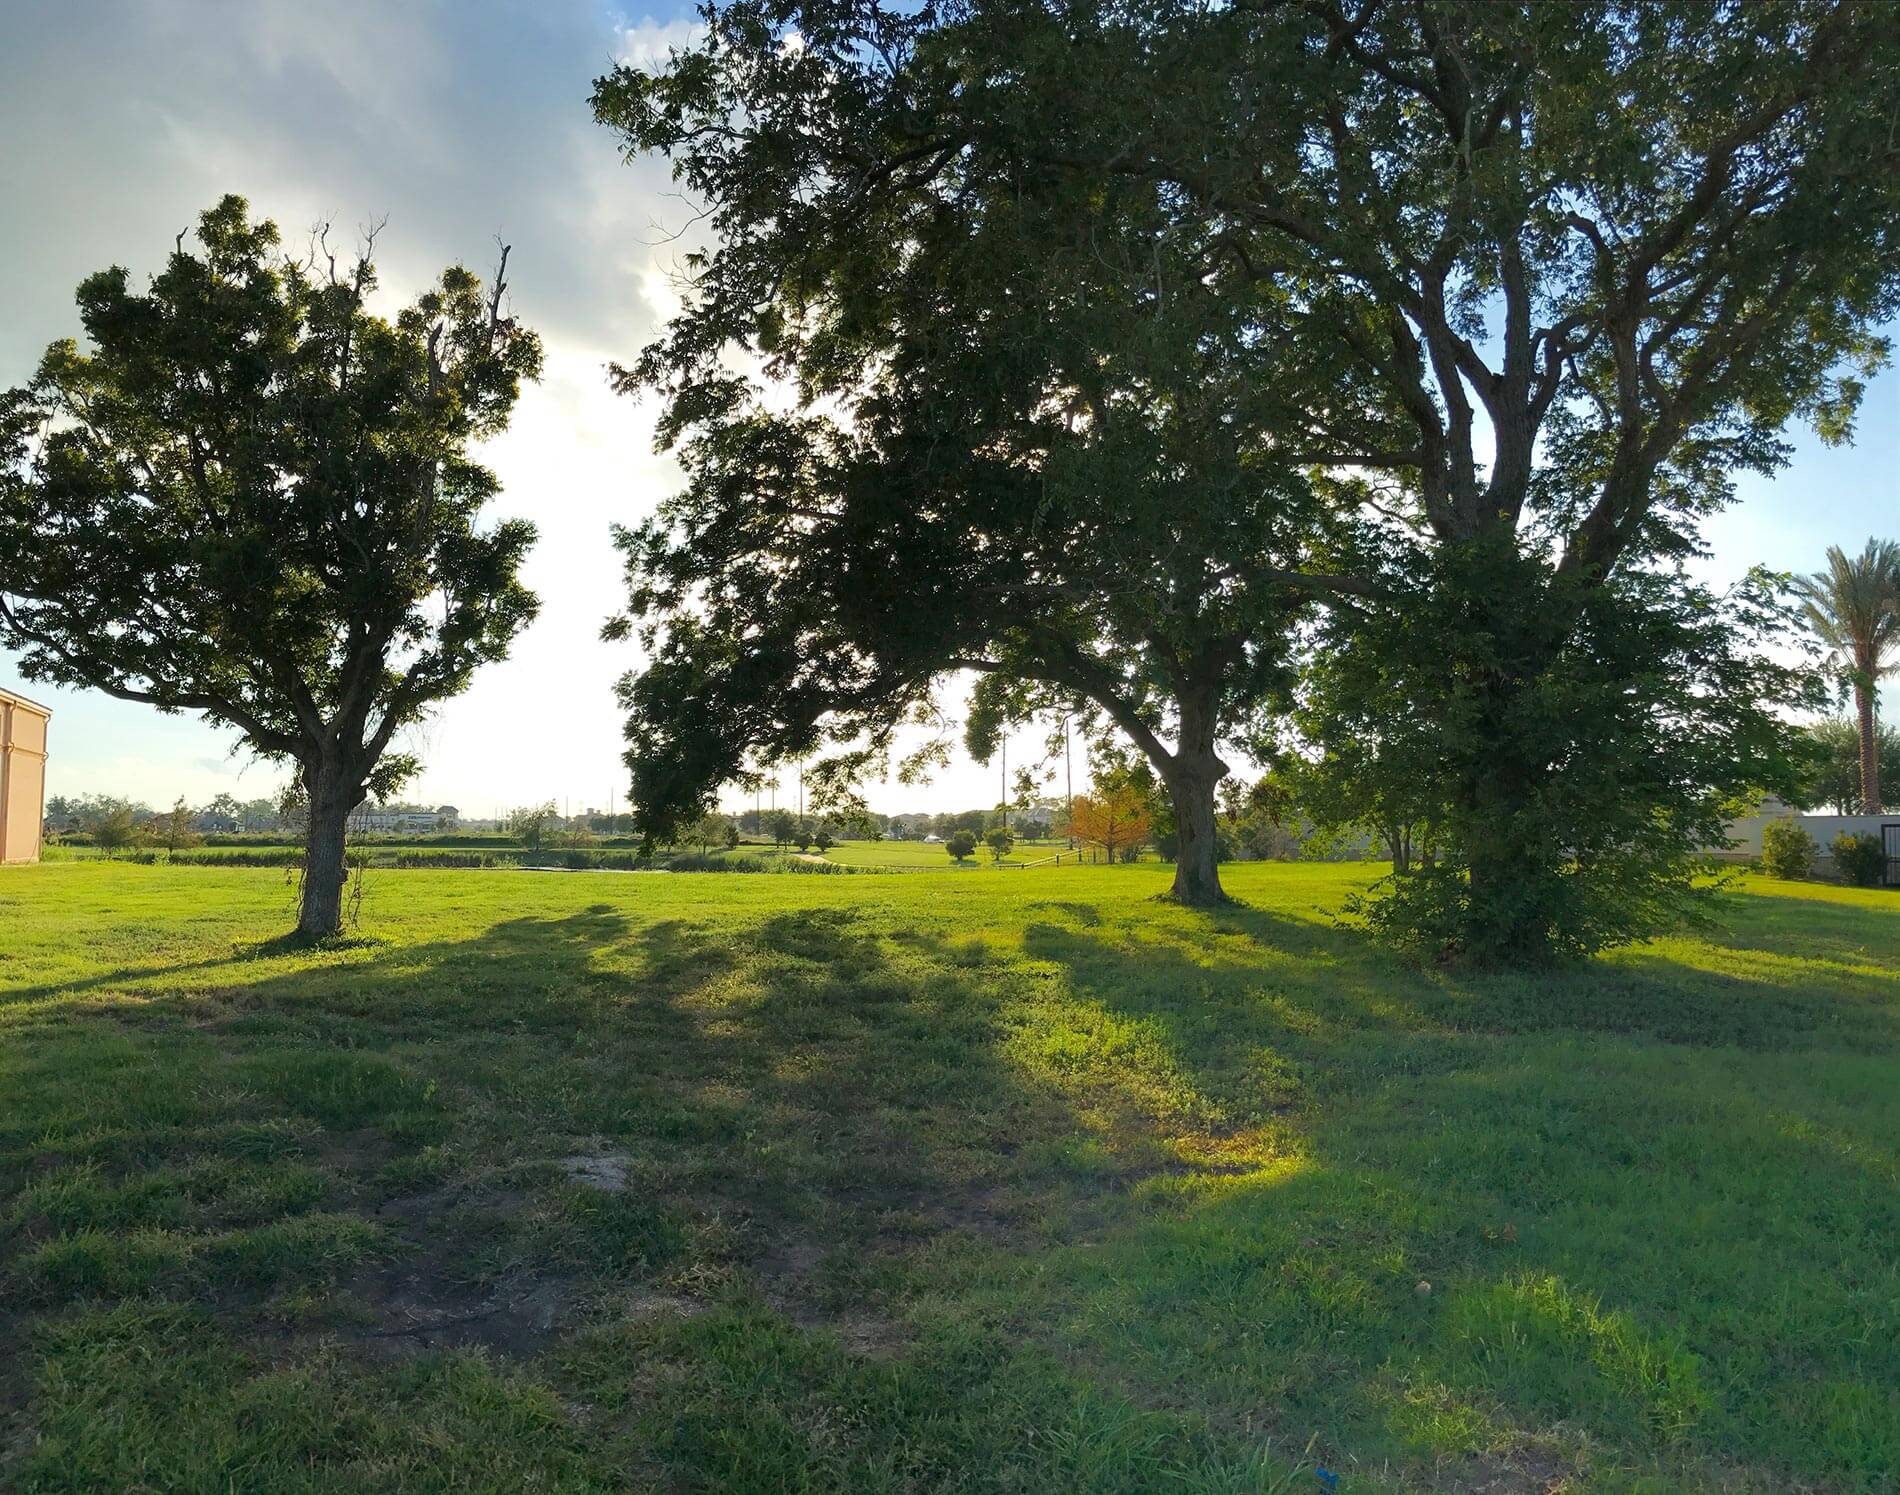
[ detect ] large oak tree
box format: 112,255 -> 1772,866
1116,0 -> 1898,955
599,0 -> 1897,956
594,6 -> 1381,905
0,197 -> 542,937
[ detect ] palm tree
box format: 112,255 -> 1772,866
1795,539 -> 1900,813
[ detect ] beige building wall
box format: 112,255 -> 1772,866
1,687 -> 52,865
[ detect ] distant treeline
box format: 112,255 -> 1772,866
53,831 -> 646,851
41,845 -> 849,874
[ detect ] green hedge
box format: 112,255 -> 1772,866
42,845 -> 850,874
1830,832 -> 1888,888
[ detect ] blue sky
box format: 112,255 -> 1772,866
2,1 -> 1895,816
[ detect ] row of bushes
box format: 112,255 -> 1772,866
51,831 -> 651,851
1759,819 -> 1891,886
194,832 -> 654,849
43,845 -> 850,874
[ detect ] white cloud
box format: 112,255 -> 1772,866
613,16 -> 706,70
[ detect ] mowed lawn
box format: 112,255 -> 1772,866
0,862 -> 1894,1492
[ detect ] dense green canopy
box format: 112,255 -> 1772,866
598,0 -> 1896,955
597,22 -> 1388,903
0,197 -> 542,936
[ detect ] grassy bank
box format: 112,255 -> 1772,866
0,861 -> 1894,1490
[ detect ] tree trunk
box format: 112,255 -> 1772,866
1165,756 -> 1228,906
1856,679 -> 1881,813
1459,754 -> 1552,964
299,761 -> 360,940
1445,554 -> 1573,963
1385,822 -> 1413,875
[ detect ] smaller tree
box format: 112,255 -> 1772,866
1069,786 -> 1152,865
723,821 -> 740,850
560,819 -> 599,848
0,197 -> 542,938
203,792 -> 241,829
160,798 -> 203,856
945,829 -> 978,862
508,801 -> 558,851
813,824 -> 834,852
1790,718 -> 1900,814
1759,818 -> 1817,881
1299,561 -> 1819,961
686,811 -> 731,855
984,826 -> 1014,864
238,797 -> 281,832
1222,776 -> 1303,862
793,819 -> 813,852
92,803 -> 142,855
768,809 -> 797,849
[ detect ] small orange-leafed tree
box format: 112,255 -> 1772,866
1068,786 -> 1152,865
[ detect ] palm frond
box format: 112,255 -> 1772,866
1793,537 -> 1900,679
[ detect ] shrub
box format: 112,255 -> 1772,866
1830,832 -> 1887,888
1759,818 -> 1817,881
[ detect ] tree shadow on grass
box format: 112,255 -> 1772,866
1652,884 -> 1900,965
4,901 -> 1082,1335
1203,892 -> 1900,1049
7,883 -> 1897,1489
0,932 -> 337,1007
1002,891 -> 1900,1486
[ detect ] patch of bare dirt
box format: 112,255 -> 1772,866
331,1178 -> 562,1358
545,1161 -> 977,1360
742,1228 -> 914,1358
344,1271 -> 574,1360
1445,1443 -> 1575,1494
316,1126 -> 397,1179
560,1152 -> 634,1191
828,1313 -> 911,1360
334,1158 -> 727,1359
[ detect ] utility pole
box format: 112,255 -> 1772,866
798,761 -> 804,821
1064,718 -> 1074,849
995,740 -> 1010,835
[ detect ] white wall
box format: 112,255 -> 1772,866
1721,797 -> 1898,875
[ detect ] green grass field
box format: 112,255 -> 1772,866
1,860 -> 1894,1491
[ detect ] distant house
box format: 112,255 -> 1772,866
923,833 -> 943,844
346,803 -> 445,835
1,686 -> 52,864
